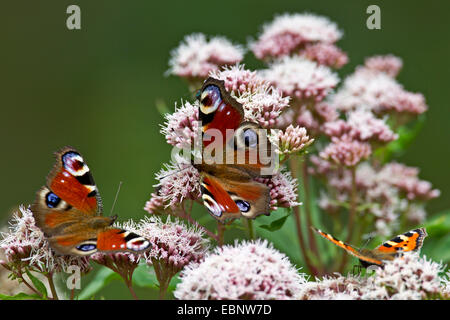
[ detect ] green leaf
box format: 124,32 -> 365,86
132,264 -> 158,289
0,292 -> 43,300
258,212 -> 291,232
25,270 -> 47,299
133,264 -> 180,292
255,209 -> 303,267
78,267 -> 121,300
225,220 -> 247,232
375,115 -> 426,162
427,233 -> 450,262
423,211 -> 450,237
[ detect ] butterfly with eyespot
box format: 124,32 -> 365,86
312,227 -> 427,268
30,147 -> 151,256
191,77 -> 276,223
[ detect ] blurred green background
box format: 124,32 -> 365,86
1,0 -> 449,299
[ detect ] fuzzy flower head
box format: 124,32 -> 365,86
364,54 -> 403,78
257,170 -> 301,210
262,56 -> 339,102
251,13 -> 343,60
369,253 -> 446,300
0,206 -> 91,274
331,67 -> 428,117
174,239 -> 307,300
209,64 -> 267,94
378,162 -> 440,201
320,135 -> 372,167
298,273 -> 369,300
161,100 -> 200,150
139,216 -> 209,272
270,125 -> 314,155
168,33 -> 244,80
150,161 -> 202,210
323,109 -> 398,144
301,43 -> 348,69
211,65 -> 291,128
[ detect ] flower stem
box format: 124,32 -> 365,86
46,271 -> 59,300
217,222 -> 226,247
127,282 -> 139,300
301,159 -> 322,267
246,218 -> 255,240
289,157 -> 319,276
17,269 -> 43,299
339,165 -> 358,273
152,259 -> 174,300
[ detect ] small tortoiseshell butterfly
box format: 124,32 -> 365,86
312,227 -> 427,267
31,146 -> 151,256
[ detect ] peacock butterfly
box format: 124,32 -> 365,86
193,77 -> 277,222
31,147 -> 151,256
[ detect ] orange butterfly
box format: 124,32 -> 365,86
312,227 -> 427,267
31,147 -> 151,256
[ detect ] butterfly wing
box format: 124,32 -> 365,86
312,227 -> 384,266
31,147 -> 150,256
31,147 -> 103,235
48,224 -> 150,256
199,167 -> 270,222
198,77 -> 244,148
46,146 -> 102,215
374,228 -> 428,254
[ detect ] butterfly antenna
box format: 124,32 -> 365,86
360,235 -> 374,250
110,181 -> 123,216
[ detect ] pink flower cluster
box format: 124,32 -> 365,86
270,124 -> 314,155
323,109 -> 398,144
364,54 -> 403,78
250,13 -> 345,65
174,240 -> 307,300
213,64 -> 291,128
168,33 -> 244,80
161,100 -> 199,150
145,161 -> 202,212
331,59 -> 428,117
262,56 -> 339,102
320,135 -> 372,167
377,162 -> 440,201
298,253 -> 449,300
310,158 -> 440,235
301,43 -> 348,69
256,170 -> 301,210
139,216 -> 209,271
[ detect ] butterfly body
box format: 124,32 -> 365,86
31,147 -> 151,256
312,227 -> 427,267
195,77 -> 275,222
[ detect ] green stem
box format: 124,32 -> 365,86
289,157 -> 320,276
246,219 -> 255,240
338,166 -> 358,273
217,222 -> 226,247
46,272 -> 59,300
17,270 -> 43,299
301,159 -> 321,267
